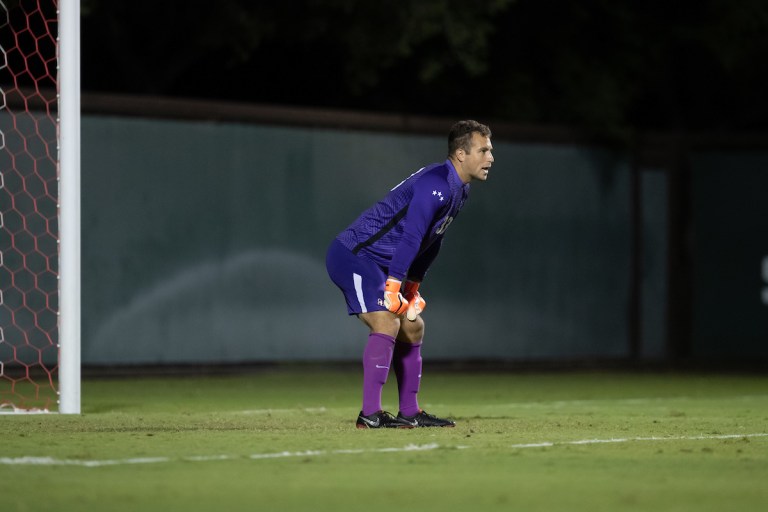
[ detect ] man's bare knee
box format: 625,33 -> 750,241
359,311 -> 401,338
397,315 -> 425,343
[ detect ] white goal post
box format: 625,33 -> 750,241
58,0 -> 81,414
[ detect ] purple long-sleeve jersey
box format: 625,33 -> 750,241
336,159 -> 470,281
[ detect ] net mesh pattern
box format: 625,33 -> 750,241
0,0 -> 59,412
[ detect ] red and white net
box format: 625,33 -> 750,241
0,0 -> 59,412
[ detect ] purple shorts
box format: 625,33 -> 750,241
326,239 -> 388,315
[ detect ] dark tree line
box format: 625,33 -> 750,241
79,0 -> 768,138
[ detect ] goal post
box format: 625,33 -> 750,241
58,0 -> 81,414
0,0 -> 80,413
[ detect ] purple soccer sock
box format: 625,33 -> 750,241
393,341 -> 423,417
361,333 -> 396,416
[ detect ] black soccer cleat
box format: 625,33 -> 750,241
397,410 -> 456,428
356,410 -> 415,429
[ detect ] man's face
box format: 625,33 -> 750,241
461,132 -> 494,183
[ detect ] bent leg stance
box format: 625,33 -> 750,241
327,239 -> 452,426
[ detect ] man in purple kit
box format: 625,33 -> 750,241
326,120 -> 494,428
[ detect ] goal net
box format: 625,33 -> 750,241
0,0 -> 79,413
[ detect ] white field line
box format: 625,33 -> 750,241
510,432 -> 768,449
2,433 -> 767,468
0,456 -> 173,467
0,443 -> 442,468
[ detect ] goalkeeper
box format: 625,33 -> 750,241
326,120 -> 494,428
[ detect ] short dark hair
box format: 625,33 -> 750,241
448,120 -> 492,157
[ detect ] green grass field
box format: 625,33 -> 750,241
2,369 -> 767,511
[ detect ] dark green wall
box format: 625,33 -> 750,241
691,152 -> 768,358
80,115 -> 641,364
7,110 -> 767,367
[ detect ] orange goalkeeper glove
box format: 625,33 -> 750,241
403,280 -> 426,321
383,277 -> 409,315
